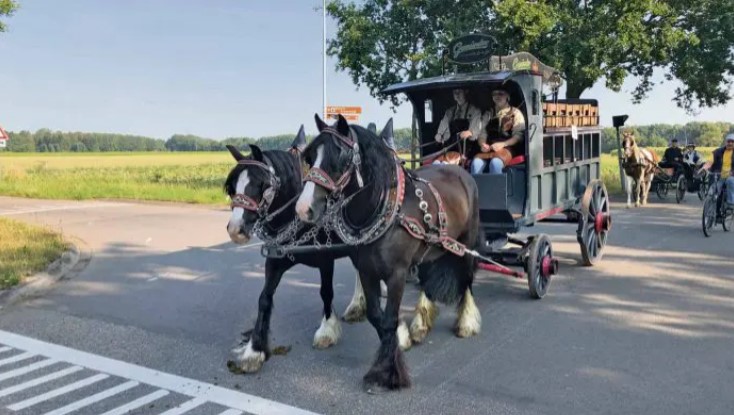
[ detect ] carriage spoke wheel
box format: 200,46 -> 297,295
676,175 -> 686,204
656,179 -> 669,199
702,196 -> 717,237
526,234 -> 556,299
578,180 -> 611,266
723,206 -> 733,232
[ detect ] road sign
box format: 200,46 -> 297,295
0,125 -> 8,148
326,113 -> 360,122
326,106 -> 361,115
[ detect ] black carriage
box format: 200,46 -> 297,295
382,52 -> 611,299
652,161 -> 710,203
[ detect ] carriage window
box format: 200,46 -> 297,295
575,134 -> 584,161
424,100 -> 433,123
532,90 -> 539,115
592,132 -> 600,157
583,134 -> 592,159
543,136 -> 553,167
554,135 -> 564,166
565,136 -> 575,163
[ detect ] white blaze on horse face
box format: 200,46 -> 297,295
296,144 -> 324,220
227,169 -> 249,243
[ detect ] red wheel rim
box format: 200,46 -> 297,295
595,212 -> 611,234
541,256 -> 554,279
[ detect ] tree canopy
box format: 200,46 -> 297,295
0,0 -> 18,33
326,0 -> 734,112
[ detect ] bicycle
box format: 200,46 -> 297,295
701,173 -> 734,237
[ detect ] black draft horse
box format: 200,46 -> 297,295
224,125 -> 409,374
295,114 -> 483,392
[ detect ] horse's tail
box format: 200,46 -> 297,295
417,180 -> 480,305
417,252 -> 471,305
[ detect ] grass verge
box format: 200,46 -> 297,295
0,218 -> 68,289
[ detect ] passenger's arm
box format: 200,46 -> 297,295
435,108 -> 452,143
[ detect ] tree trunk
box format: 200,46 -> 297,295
565,80 -> 589,100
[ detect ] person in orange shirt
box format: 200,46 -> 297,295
710,133 -> 734,208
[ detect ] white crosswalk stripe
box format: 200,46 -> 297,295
97,389 -> 170,415
0,329 -> 320,415
0,366 -> 83,398
0,351 -> 35,367
7,373 -> 109,411
42,380 -> 139,415
0,358 -> 58,382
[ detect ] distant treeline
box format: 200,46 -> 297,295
2,122 -> 732,153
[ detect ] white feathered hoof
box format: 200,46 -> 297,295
313,313 -> 342,349
397,320 -> 412,351
455,289 -> 482,338
231,340 -> 266,373
409,292 -> 438,344
342,297 -> 366,323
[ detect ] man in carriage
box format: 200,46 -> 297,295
659,138 -> 685,178
470,86 -> 526,175
432,88 -> 482,164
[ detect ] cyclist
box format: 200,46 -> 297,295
709,134 -> 734,212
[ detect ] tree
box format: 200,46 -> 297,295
0,0 -> 18,33
327,0 -> 734,112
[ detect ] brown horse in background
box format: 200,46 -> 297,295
621,132 -> 659,207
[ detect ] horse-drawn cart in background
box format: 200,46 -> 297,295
651,162 -> 710,203
382,45 -> 611,299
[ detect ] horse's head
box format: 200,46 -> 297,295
224,144 -> 277,244
622,132 -> 637,160
295,114 -> 393,223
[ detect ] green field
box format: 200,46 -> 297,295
0,218 -> 67,289
0,149 -> 716,205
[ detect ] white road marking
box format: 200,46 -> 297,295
157,397 -> 207,415
0,359 -> 58,382
0,351 -> 35,367
0,347 -> 12,354
0,366 -> 83,398
0,203 -> 126,216
218,409 -> 244,415
0,329 -> 320,415
7,373 -> 109,411
42,380 -> 139,415
97,389 -> 170,415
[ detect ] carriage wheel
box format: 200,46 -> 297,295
702,196 -> 716,237
723,207 -> 733,232
656,180 -> 669,199
526,234 -> 556,299
676,176 -> 686,204
577,180 -> 611,266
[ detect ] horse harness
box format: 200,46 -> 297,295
230,158 -> 281,217
302,127 -> 468,257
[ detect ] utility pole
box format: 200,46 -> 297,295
613,115 -> 629,193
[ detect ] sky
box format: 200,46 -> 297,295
0,0 -> 732,140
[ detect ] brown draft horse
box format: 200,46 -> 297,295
295,114 -> 483,392
621,132 -> 659,207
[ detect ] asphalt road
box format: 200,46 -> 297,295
0,195 -> 732,415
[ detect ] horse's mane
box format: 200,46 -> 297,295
224,150 -> 302,207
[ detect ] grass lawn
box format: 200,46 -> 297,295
0,217 -> 68,289
0,148 -> 717,206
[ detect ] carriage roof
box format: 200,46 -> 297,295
381,52 -> 564,96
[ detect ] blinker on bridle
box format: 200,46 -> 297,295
230,158 -> 280,215
303,127 -> 364,193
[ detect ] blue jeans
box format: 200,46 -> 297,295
726,176 -> 734,204
471,157 -> 504,174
